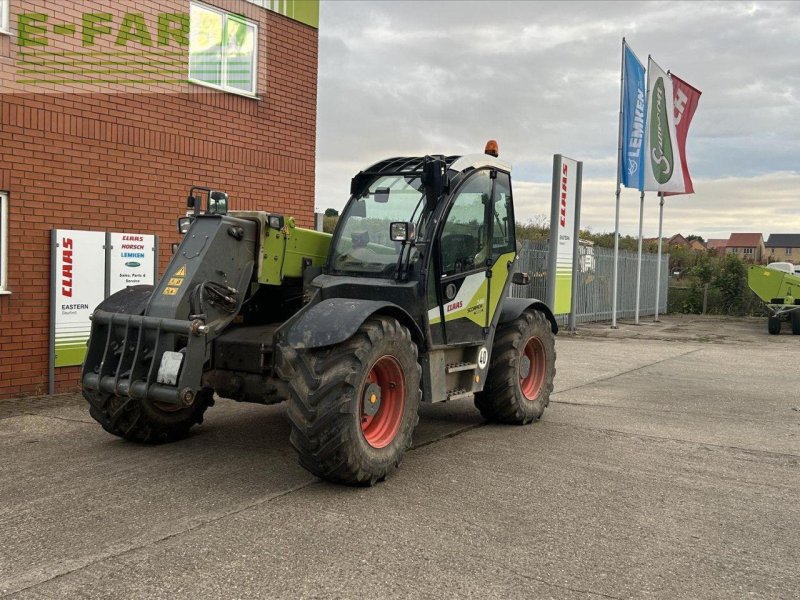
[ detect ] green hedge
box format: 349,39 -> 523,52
668,254 -> 768,317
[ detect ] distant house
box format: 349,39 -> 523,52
688,239 -> 707,252
765,234 -> 800,263
726,233 -> 765,263
667,234 -> 689,248
706,239 -> 728,254
647,234 -> 705,251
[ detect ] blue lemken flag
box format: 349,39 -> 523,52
621,43 -> 647,190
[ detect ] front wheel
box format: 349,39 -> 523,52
475,310 -> 556,424
791,311 -> 800,335
283,315 -> 421,485
768,315 -> 782,335
84,387 -> 214,443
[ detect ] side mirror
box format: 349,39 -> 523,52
209,191 -> 228,215
177,216 -> 192,234
390,222 -> 416,243
512,272 -> 531,285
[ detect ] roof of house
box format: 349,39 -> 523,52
765,233 -> 800,248
668,234 -> 689,246
706,239 -> 728,250
688,239 -> 707,250
727,233 -> 763,248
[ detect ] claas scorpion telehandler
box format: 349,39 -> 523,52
82,143 -> 558,485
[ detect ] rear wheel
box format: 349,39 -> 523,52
283,316 -> 421,485
768,315 -> 782,335
792,311 -> 800,335
475,310 -> 556,424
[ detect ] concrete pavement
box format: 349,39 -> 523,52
1,315 -> 798,599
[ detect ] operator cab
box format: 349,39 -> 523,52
325,143 -> 517,348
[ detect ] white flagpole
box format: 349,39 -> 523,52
611,38 -> 625,329
634,190 -> 644,324
654,192 -> 665,321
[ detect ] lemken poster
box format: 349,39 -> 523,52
53,230 -> 105,367
108,232 -> 156,295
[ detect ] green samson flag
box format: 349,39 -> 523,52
643,57 -> 685,193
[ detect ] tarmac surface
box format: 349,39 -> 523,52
1,314 -> 798,599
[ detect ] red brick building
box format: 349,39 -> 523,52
726,233 -> 765,264
0,0 -> 319,398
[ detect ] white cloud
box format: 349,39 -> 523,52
514,172 -> 800,240
315,1 -> 800,240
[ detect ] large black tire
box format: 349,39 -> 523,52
475,310 -> 556,424
791,311 -> 800,335
82,285 -> 213,443
768,315 -> 782,335
84,387 -> 214,443
280,315 -> 421,485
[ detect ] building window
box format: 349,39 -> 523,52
743,248 -> 753,255
189,2 -> 258,96
786,248 -> 792,255
0,192 -> 8,292
0,0 -> 9,34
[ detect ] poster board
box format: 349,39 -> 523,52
546,155 -> 582,315
108,232 -> 157,295
50,230 -> 159,385
51,230 -> 106,368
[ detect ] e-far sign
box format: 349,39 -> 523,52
108,232 -> 157,295
546,154 -> 583,315
52,230 -> 105,367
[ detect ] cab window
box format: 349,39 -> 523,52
491,172 -> 515,259
439,170 -> 492,277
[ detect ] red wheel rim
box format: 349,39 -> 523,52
519,337 -> 546,401
361,355 -> 405,449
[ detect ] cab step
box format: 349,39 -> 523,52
446,388 -> 475,402
446,362 -> 478,374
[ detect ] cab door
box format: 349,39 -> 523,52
486,171 -> 517,326
427,170 -> 493,346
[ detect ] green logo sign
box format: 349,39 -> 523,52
125,261 -> 141,267
649,77 -> 674,184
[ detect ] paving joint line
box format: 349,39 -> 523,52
546,421 -> 800,461
506,567 -> 623,599
549,400 -> 792,428
1,479 -> 319,598
22,413 -> 94,425
552,347 -> 703,396
2,421 -> 491,596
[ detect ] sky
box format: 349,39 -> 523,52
313,0 -> 800,241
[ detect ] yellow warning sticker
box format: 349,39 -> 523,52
174,265 -> 187,277
163,287 -> 179,296
168,277 -> 183,286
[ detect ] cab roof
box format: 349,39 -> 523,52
362,154 -> 512,176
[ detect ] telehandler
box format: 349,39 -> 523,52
82,144 -> 558,485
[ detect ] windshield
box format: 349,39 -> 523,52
331,175 -> 426,277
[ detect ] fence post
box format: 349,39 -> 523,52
702,282 -> 709,315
